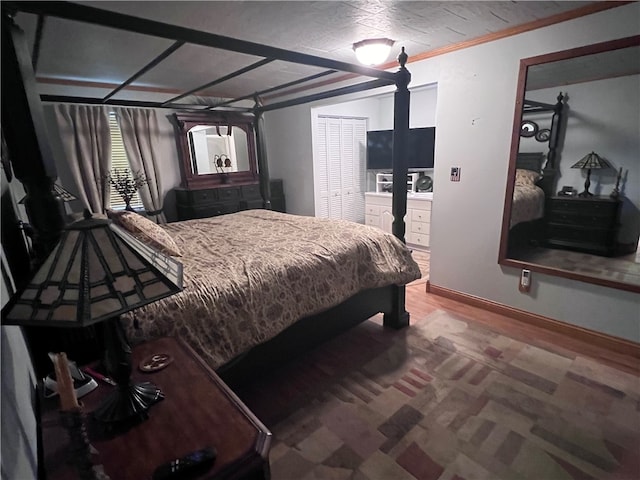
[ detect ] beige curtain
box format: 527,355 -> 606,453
116,108 -> 166,223
53,104 -> 111,214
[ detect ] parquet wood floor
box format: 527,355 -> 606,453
405,282 -> 639,376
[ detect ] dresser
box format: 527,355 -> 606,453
545,195 -> 622,256
364,192 -> 432,248
175,179 -> 286,221
42,337 -> 271,480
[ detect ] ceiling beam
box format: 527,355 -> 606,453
162,58 -> 275,106
104,40 -> 185,102
208,69 -> 338,109
259,78 -> 394,113
38,94 -> 251,111
9,1 -> 397,82
31,14 -> 45,73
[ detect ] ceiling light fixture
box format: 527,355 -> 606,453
353,38 -> 395,66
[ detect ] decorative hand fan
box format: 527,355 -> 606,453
415,176 -> 433,192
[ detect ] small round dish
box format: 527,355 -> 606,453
139,353 -> 173,372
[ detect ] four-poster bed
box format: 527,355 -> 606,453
2,1 -> 418,383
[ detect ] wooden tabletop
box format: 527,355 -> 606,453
42,336 -> 272,479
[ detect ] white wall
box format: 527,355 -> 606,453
375,84 -> 438,130
264,3 -> 640,342
264,104 -> 315,215
1,169 -> 39,480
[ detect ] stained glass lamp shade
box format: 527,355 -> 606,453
2,212 -> 183,424
571,152 -> 611,197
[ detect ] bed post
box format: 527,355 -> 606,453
253,95 -> 272,210
1,9 -> 64,268
539,92 -> 564,196
384,47 -> 411,330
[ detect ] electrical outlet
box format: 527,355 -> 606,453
519,269 -> 531,293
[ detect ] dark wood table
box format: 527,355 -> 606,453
41,337 -> 272,479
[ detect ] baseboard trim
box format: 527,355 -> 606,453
426,281 -> 640,359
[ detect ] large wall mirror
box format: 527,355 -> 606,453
171,112 -> 258,188
499,36 -> 640,293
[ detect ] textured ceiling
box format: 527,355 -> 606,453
13,1 -> 600,102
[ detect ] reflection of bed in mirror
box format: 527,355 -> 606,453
507,93 -> 565,251
511,153 -> 546,227
508,153 -> 547,249
499,36 -> 640,293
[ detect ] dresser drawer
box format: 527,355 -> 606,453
175,188 -> 218,206
548,198 -> 619,217
547,223 -> 614,244
411,221 -> 430,234
410,209 -> 431,223
408,232 -> 429,247
366,204 -> 381,216
547,211 -> 617,228
240,198 -> 264,210
217,187 -> 241,201
241,184 -> 262,199
365,214 -> 381,227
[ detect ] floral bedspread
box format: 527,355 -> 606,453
125,209 -> 421,370
511,184 -> 545,228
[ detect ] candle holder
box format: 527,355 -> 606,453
59,407 -> 110,480
610,167 -> 622,199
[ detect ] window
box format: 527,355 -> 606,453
108,112 -> 143,210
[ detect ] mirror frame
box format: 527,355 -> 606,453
499,35 -> 640,294
171,111 -> 258,189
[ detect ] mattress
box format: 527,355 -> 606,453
125,209 -> 421,370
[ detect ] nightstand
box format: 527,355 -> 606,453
545,195 -> 622,256
41,337 -> 272,480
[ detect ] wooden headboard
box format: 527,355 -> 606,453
516,152 -> 545,172
516,151 -> 556,196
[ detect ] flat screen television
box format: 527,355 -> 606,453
366,127 -> 435,170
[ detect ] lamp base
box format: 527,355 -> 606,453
578,191 -> 594,198
93,382 -> 164,424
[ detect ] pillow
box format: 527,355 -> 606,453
107,210 -> 182,257
515,169 -> 542,186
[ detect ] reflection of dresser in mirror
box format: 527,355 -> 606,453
545,195 -> 622,256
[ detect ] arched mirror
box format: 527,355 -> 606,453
499,36 -> 640,293
171,112 -> 258,188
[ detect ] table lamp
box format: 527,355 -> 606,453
2,210 -> 183,425
571,152 -> 611,197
